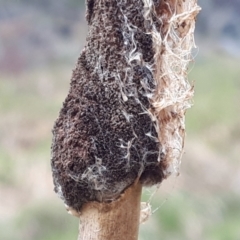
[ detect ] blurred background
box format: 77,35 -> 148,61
0,0 -> 239,239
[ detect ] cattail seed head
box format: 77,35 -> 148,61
51,0 -> 200,211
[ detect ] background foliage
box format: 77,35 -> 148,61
0,0 -> 240,239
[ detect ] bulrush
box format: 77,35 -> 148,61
51,1 -> 200,239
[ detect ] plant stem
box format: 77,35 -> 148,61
78,182 -> 142,240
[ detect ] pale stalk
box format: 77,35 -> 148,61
78,182 -> 142,240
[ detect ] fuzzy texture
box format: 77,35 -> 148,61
51,0 -> 200,211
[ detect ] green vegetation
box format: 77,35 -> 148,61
187,54 -> 240,134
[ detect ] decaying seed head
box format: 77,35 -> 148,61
51,0 -> 200,212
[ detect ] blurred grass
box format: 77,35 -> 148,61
15,202 -> 78,240
187,54 -> 240,134
140,191 -> 240,240
0,53 -> 240,240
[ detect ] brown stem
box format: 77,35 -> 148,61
78,182 -> 142,240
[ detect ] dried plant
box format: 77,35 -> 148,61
51,0 -> 200,239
